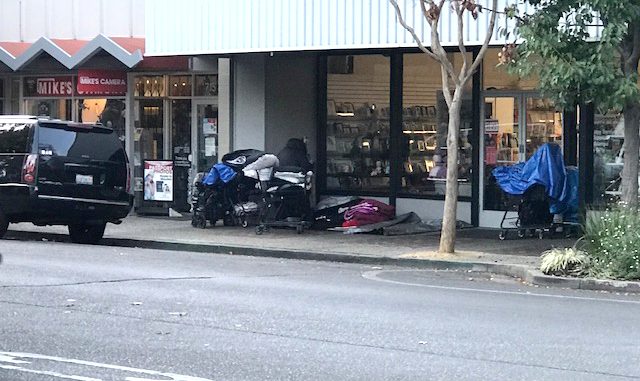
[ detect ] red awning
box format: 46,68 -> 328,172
0,35 -> 145,71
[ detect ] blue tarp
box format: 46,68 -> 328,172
202,163 -> 237,186
492,143 -> 578,221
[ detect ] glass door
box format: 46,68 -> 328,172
170,99 -> 192,212
193,101 -> 219,173
480,96 -> 521,227
479,94 -> 563,227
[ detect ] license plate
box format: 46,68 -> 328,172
75,174 -> 93,185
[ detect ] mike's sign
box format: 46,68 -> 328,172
77,70 -> 127,95
24,77 -> 74,97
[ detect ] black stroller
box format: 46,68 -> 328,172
191,148 -> 313,233
191,149 -> 265,229
239,156 -> 313,234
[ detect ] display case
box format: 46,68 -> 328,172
401,96 -> 473,197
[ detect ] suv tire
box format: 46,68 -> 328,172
68,222 -> 106,244
0,209 -> 8,239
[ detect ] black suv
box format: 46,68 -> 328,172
0,116 -> 133,244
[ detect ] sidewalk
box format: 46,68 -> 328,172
6,215 -> 640,293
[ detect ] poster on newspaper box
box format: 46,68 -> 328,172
143,160 -> 174,202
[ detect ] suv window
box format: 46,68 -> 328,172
37,124 -> 126,163
0,123 -> 33,153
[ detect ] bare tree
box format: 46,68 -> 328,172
390,0 -> 498,253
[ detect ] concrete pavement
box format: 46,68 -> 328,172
5,215 -> 640,293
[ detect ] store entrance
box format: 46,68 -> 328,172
480,93 -> 563,227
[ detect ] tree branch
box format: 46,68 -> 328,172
389,0 -> 441,62
454,1 -> 470,81
422,0 -> 459,85
464,0 -> 499,82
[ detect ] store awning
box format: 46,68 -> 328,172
0,35 -> 144,71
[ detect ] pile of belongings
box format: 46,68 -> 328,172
313,196 -> 472,235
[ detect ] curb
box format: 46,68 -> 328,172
6,230 -> 640,294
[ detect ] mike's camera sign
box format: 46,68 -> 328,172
77,70 -> 127,95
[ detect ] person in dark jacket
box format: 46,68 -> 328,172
277,138 -> 313,171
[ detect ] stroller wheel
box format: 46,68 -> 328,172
498,230 -> 507,240
241,219 -> 249,228
192,214 -> 206,229
255,225 -> 264,235
223,214 -> 235,227
517,229 -> 526,238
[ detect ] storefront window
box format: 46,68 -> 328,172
134,76 -> 165,97
401,53 -> 473,197
524,98 -> 562,158
326,54 -> 390,192
77,99 -> 126,145
10,79 -> 19,114
135,99 -> 163,162
169,75 -> 192,96
195,75 -> 218,96
24,99 -> 72,119
23,76 -> 73,119
594,112 -> 624,203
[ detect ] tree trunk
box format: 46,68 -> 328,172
439,91 -> 462,253
622,102 -> 640,207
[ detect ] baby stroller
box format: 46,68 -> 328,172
492,143 -> 579,240
191,149 -> 265,228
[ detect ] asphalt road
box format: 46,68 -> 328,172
0,239 -> 639,381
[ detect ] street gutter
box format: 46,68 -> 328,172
5,230 -> 640,294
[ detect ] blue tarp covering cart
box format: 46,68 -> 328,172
492,143 -> 579,239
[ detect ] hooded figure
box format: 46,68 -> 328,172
277,138 -> 313,171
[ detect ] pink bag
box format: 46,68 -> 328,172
342,199 -> 395,227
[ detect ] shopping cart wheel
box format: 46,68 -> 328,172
498,230 -> 507,240
517,229 -> 526,238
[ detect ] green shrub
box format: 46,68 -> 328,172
540,248 -> 590,277
584,207 -> 640,280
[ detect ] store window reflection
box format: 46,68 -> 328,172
25,99 -> 72,119
525,98 -> 562,158
483,97 -> 519,210
326,54 -> 390,192
77,99 -> 126,145
594,112 -> 624,203
401,53 -> 473,197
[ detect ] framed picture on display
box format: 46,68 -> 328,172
327,99 -> 337,116
344,102 -> 355,114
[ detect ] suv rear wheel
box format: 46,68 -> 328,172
0,209 -> 8,239
68,222 -> 106,244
